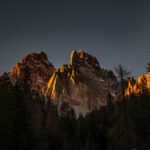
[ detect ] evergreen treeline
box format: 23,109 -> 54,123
0,75 -> 150,150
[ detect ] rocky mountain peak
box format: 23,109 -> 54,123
46,50 -> 118,115
125,72 -> 150,96
70,50 -> 100,71
22,51 -> 49,65
3,50 -> 118,116
11,51 -> 55,92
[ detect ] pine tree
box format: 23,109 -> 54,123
12,82 -> 35,150
0,73 -> 15,150
146,62 -> 150,72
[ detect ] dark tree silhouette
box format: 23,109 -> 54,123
146,62 -> 150,72
115,65 -> 131,149
115,64 -> 130,100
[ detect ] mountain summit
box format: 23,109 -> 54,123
11,51 -> 55,92
125,72 -> 150,96
7,50 -> 119,115
45,50 -> 118,115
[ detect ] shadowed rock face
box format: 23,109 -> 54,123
70,50 -> 100,71
45,50 -> 118,115
6,50 -> 119,115
4,50 -> 150,115
125,73 -> 150,96
11,51 -> 55,92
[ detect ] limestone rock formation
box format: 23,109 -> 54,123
4,50 -> 119,115
10,51 -> 55,92
45,50 -> 118,115
125,72 -> 150,96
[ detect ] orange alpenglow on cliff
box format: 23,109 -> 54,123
8,50 -> 118,115
125,72 -> 150,96
11,51 -> 55,92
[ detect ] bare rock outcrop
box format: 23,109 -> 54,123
11,51 -> 55,92
125,73 -> 150,96
45,50 -> 118,115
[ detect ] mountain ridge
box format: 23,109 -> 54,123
3,49 -> 150,115
6,50 -> 119,115
125,72 -> 150,96
44,50 -> 118,115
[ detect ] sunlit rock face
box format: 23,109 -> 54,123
125,72 -> 150,96
5,50 -> 119,115
11,51 -> 55,92
45,50 -> 118,115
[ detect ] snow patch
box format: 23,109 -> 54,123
111,93 -> 116,97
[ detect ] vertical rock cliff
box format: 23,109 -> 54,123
10,51 -> 55,92
125,72 -> 150,96
45,50 -> 118,115
6,50 -> 119,115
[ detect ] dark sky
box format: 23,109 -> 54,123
0,0 -> 150,78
